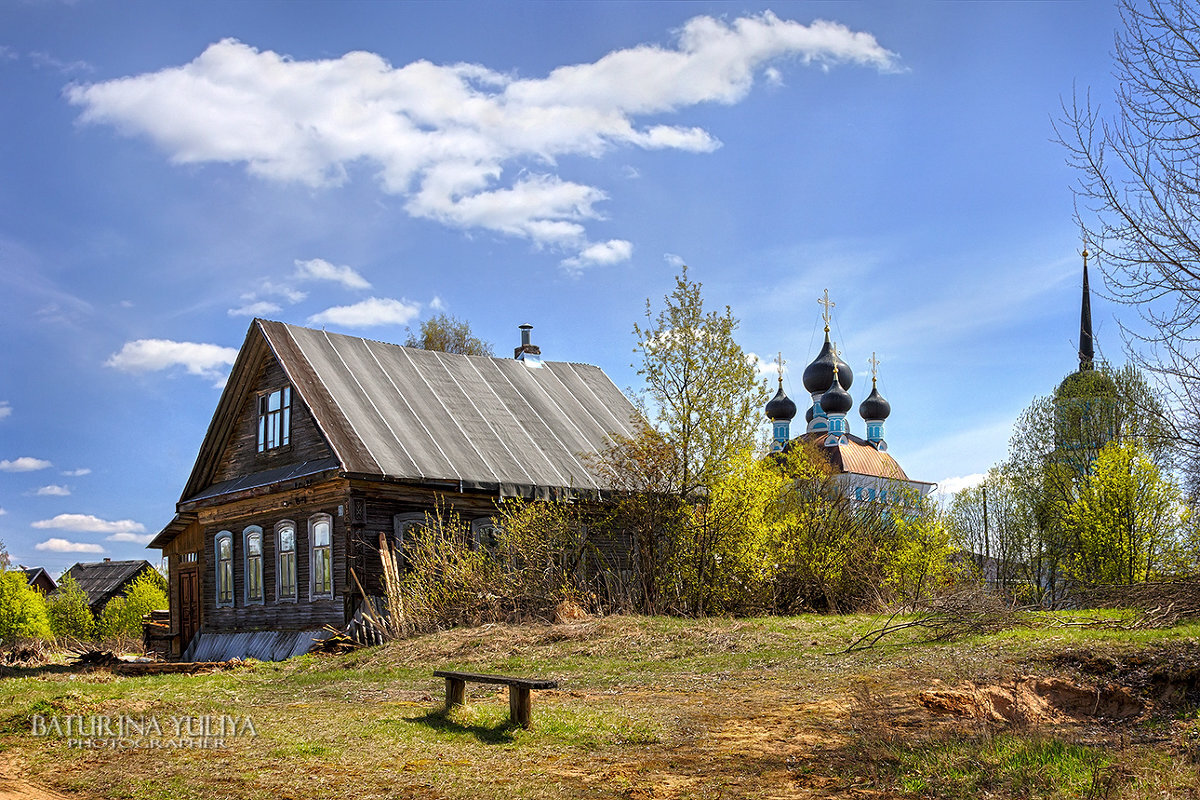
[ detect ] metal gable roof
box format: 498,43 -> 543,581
254,321 -> 639,498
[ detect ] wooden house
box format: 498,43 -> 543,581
149,320 -> 638,661
20,566 -> 57,595
61,559 -> 157,615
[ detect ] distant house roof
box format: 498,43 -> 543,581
20,567 -> 56,594
179,320 -> 639,507
63,559 -> 154,613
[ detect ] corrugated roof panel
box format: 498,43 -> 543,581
435,352 -> 551,487
471,358 -> 600,490
263,322 -> 636,494
547,362 -> 637,443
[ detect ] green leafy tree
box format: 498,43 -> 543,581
404,313 -> 494,356
46,575 -> 94,640
633,266 -> 769,499
96,571 -> 168,639
1063,441 -> 1185,585
0,570 -> 52,643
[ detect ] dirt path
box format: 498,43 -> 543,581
0,752 -> 78,800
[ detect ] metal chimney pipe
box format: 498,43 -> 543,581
519,324 -> 533,347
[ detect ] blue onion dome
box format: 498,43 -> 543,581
765,385 -> 797,421
859,381 -> 891,421
820,367 -> 853,415
802,333 -> 853,394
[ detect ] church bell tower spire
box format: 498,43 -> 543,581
1079,244 -> 1095,372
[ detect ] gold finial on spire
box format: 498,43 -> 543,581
818,289 -> 835,333
775,351 -> 785,387
1082,238 -> 1090,268
869,352 -> 880,386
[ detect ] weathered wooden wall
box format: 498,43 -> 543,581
197,481 -> 348,633
211,355 -> 332,484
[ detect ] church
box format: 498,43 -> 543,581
764,292 -> 934,503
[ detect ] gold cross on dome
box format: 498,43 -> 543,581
775,351 -> 785,385
818,289 -> 835,333
869,352 -> 880,384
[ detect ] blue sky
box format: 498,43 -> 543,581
2,1 -> 1126,575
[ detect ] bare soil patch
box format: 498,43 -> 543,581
917,676 -> 1144,725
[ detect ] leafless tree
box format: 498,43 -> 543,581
1056,0 -> 1200,489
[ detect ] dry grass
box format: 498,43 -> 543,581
1,613 -> 1198,799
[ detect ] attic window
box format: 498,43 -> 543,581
257,387 -> 291,452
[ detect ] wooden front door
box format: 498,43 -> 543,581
178,566 -> 200,650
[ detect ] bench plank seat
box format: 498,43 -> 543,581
434,670 -> 558,690
434,670 -> 558,728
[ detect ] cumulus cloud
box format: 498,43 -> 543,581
106,532 -> 155,545
308,297 -> 421,328
105,339 -> 238,385
561,239 -> 633,274
62,468 -> 91,477
0,457 -> 52,472
35,538 -> 105,554
32,513 -> 146,535
0,401 -> 10,420
227,300 -> 282,317
293,258 -> 371,290
66,13 -> 897,271
34,485 -> 71,497
745,352 -> 785,382
935,473 -> 987,498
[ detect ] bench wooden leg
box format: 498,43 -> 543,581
445,677 -> 465,710
509,685 -> 532,728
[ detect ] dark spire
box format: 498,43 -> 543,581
1079,247 -> 1094,371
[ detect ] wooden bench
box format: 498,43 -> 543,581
433,670 -> 558,729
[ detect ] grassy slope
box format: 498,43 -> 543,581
2,613 -> 1198,800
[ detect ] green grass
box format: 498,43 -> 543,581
887,734 -> 1111,798
0,613 -> 1197,799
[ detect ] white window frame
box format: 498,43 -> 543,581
275,520 -> 298,603
215,531 -> 234,608
310,514 -> 334,599
471,517 -> 501,553
257,386 -> 292,453
243,526 -> 265,605
393,513 -> 426,570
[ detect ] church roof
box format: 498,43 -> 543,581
793,431 -> 929,484
179,320 -> 639,506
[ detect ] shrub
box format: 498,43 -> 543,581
46,575 -> 94,640
0,569 -> 52,643
96,571 -> 168,639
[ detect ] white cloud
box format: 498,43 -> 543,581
663,253 -> 686,268
429,295 -> 446,312
61,468 -> 91,477
746,352 -> 785,382
293,258 -> 371,290
0,401 -> 10,420
258,281 -> 307,304
0,457 -> 52,472
227,300 -> 282,317
35,538 -> 105,554
105,339 -> 238,384
105,532 -> 155,545
66,14 -> 897,269
32,513 -> 146,535
34,485 -> 71,497
0,508 -> 6,516
308,297 -> 421,328
933,473 -> 988,500
561,239 -> 633,274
